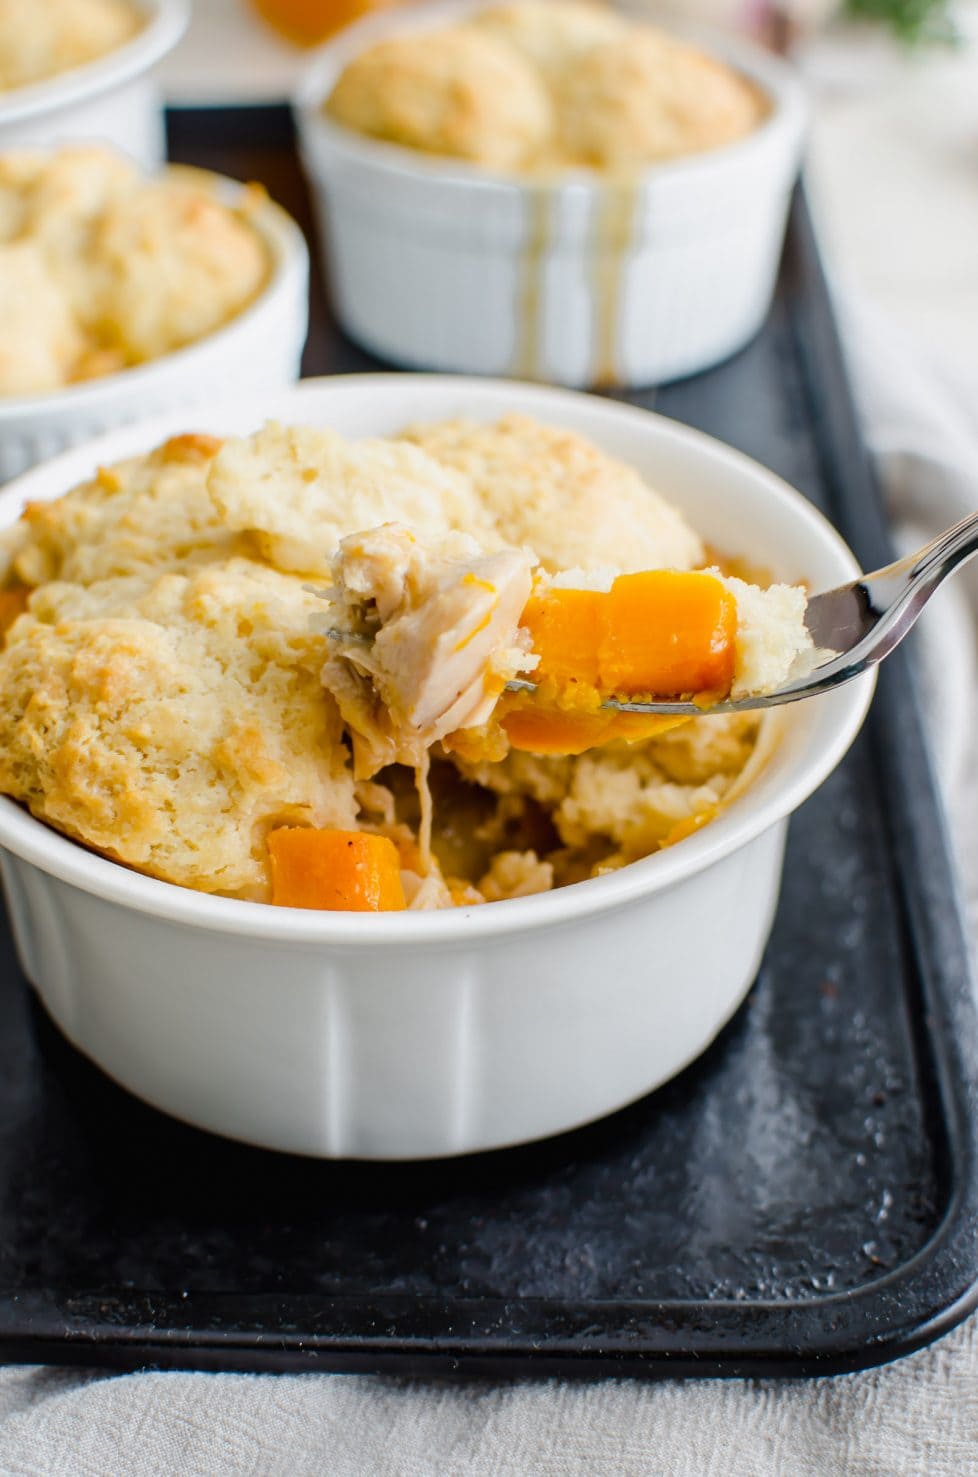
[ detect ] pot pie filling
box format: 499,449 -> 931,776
325,0 -> 768,175
0,415 -> 814,911
0,147 -> 270,396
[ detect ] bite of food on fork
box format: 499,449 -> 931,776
319,521 -> 819,761
323,507 -> 978,761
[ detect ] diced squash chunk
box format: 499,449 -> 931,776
601,571 -> 736,696
502,703 -> 684,755
523,571 -> 737,699
505,570 -> 736,754
0,587 -> 29,637
519,587 -> 604,688
268,827 -> 406,911
501,705 -> 618,755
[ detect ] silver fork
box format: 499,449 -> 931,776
506,511 -> 978,716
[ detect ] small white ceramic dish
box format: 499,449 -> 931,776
0,0 -> 189,167
295,1 -> 807,388
0,173 -> 309,484
0,376 -> 874,1159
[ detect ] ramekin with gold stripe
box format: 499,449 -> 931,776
296,0 -> 807,389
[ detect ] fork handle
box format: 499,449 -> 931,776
858,508 -> 978,642
905,509 -> 978,586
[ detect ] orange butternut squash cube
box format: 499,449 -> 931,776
600,571 -> 737,696
502,702 -> 685,755
524,571 -> 737,700
501,705 -> 618,756
268,828 -> 406,911
0,587 -> 28,638
503,570 -> 738,753
520,587 -> 604,688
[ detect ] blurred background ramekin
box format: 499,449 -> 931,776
0,175 -> 309,483
0,0 -> 189,168
295,0 -> 808,388
0,376 -> 873,1159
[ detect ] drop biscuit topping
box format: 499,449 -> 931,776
0,415 -> 807,910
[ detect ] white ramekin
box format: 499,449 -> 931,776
295,2 -> 808,388
0,176 -> 309,484
0,0 -> 189,167
0,376 -> 874,1159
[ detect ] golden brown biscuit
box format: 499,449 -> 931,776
0,0 -> 140,91
402,413 -> 704,573
555,30 -> 766,168
7,147 -> 137,247
0,559 -> 357,897
0,434 -> 235,588
0,147 -> 269,395
326,1 -> 766,175
207,422 -> 494,577
472,0 -> 625,75
89,177 -> 269,362
326,26 -> 553,171
0,243 -> 85,395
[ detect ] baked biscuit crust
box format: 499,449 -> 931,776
0,149 -> 269,396
326,27 -> 553,172
402,413 -> 704,573
0,416 -> 780,904
326,0 -> 767,175
0,0 -> 140,92
0,560 -> 357,898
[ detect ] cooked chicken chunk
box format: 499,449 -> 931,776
321,523 -> 536,774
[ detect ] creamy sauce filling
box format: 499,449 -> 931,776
415,750 -> 434,874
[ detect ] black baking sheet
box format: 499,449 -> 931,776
0,107 -> 975,1378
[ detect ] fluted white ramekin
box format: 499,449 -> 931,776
0,0 -> 188,167
0,175 -> 309,484
0,376 -> 874,1158
295,2 -> 807,388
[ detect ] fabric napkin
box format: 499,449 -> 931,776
839,294 -> 978,795
1,304 -> 978,1477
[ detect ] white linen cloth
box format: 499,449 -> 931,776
1,297 -> 977,1477
0,1316 -> 977,1477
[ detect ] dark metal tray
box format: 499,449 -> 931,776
0,107 -> 975,1378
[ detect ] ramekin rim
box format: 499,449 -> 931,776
0,175 -> 308,420
294,2 -> 808,197
0,0 -> 190,127
0,373 -> 875,946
